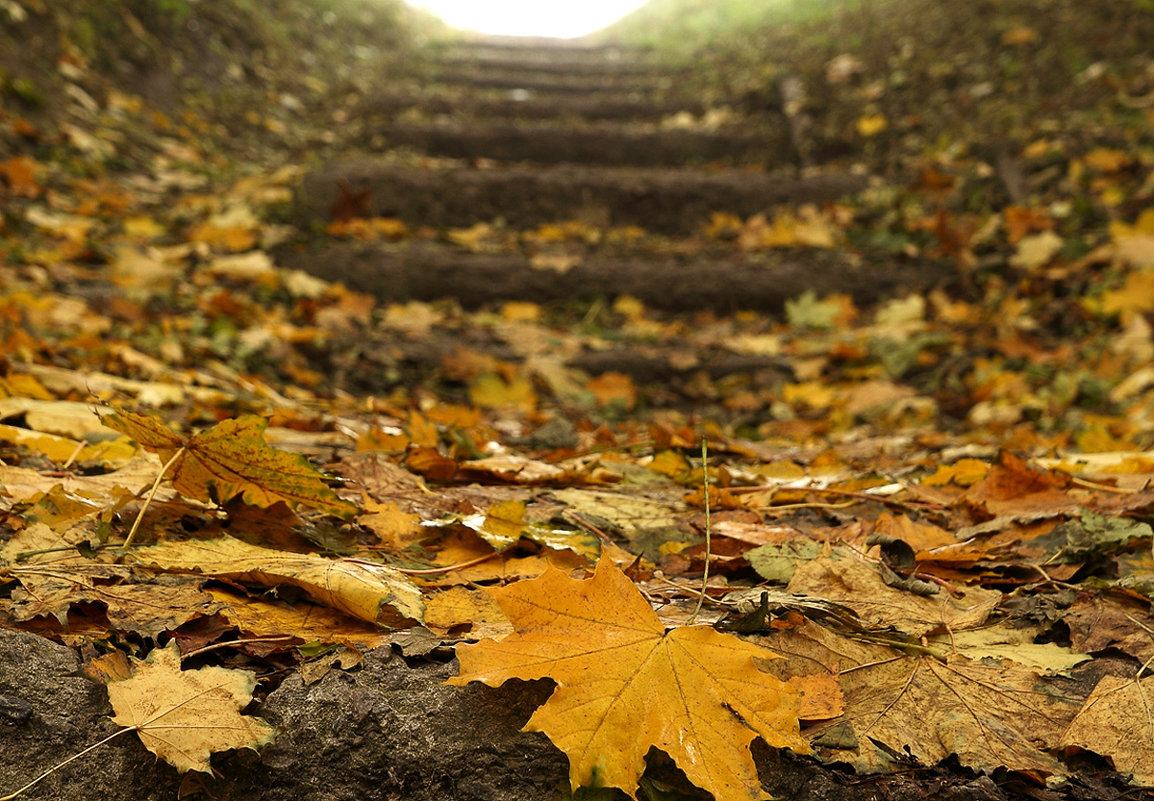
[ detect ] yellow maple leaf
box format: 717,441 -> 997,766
448,559 -> 809,801
106,643 -> 275,773
102,409 -> 356,518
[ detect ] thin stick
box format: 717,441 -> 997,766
182,636 -> 297,660
394,551 -> 499,575
687,438 -> 712,625
121,447 -> 184,550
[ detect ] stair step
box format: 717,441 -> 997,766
372,91 -> 709,122
430,68 -> 672,95
378,120 -> 787,167
276,240 -> 951,313
298,162 -> 869,235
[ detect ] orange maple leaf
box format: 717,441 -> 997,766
449,559 -> 809,801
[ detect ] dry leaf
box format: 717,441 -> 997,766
129,534 -> 424,627
787,554 -> 1000,637
207,586 -> 395,649
106,643 -> 275,773
449,559 -> 809,801
1060,674 -> 1154,784
761,620 -> 1081,774
102,409 -> 356,518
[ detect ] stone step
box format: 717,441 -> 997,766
430,68 -> 672,95
436,55 -> 663,78
297,162 -> 869,235
275,240 -> 951,313
371,90 -> 709,122
378,120 -> 788,167
435,36 -> 647,60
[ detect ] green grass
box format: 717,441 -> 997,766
599,0 -> 852,59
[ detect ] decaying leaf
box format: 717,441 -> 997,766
449,558 -> 809,801
760,619 -> 1081,774
102,409 -> 356,518
787,554 -> 1000,637
106,643 -> 275,773
1060,674 -> 1154,785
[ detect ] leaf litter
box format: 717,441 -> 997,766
2,0 -> 1154,798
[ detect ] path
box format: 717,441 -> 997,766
282,36 -> 951,313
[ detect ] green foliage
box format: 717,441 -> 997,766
601,0 -> 850,60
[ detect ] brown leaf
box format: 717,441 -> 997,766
762,620 -> 1081,773
1060,674 -> 1154,784
787,553 -> 1000,638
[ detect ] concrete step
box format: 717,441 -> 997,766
378,119 -> 787,167
297,162 -> 869,235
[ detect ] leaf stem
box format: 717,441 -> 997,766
0,726 -> 134,801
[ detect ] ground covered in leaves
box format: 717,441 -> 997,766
2,0 -> 1154,800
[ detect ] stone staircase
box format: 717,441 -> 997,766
285,36 -> 949,313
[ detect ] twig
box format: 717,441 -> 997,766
687,438 -> 712,626
121,447 -> 185,551
392,552 -> 498,575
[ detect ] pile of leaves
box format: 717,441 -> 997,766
2,1 -> 1154,800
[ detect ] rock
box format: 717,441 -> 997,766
0,629 -> 564,801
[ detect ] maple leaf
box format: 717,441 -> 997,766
448,559 -> 809,801
329,178 -> 371,222
106,643 -> 275,773
760,620 -> 1081,774
102,409 -> 356,518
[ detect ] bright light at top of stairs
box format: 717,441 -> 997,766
405,0 -> 649,38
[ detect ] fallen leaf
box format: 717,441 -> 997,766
787,554 -> 1000,637
449,559 -> 809,801
106,643 -> 275,773
1060,674 -> 1154,784
423,586 -> 513,639
1010,231 -> 1063,270
129,534 -> 424,627
761,620 -> 1081,773
207,587 -> 395,649
102,410 -> 357,518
